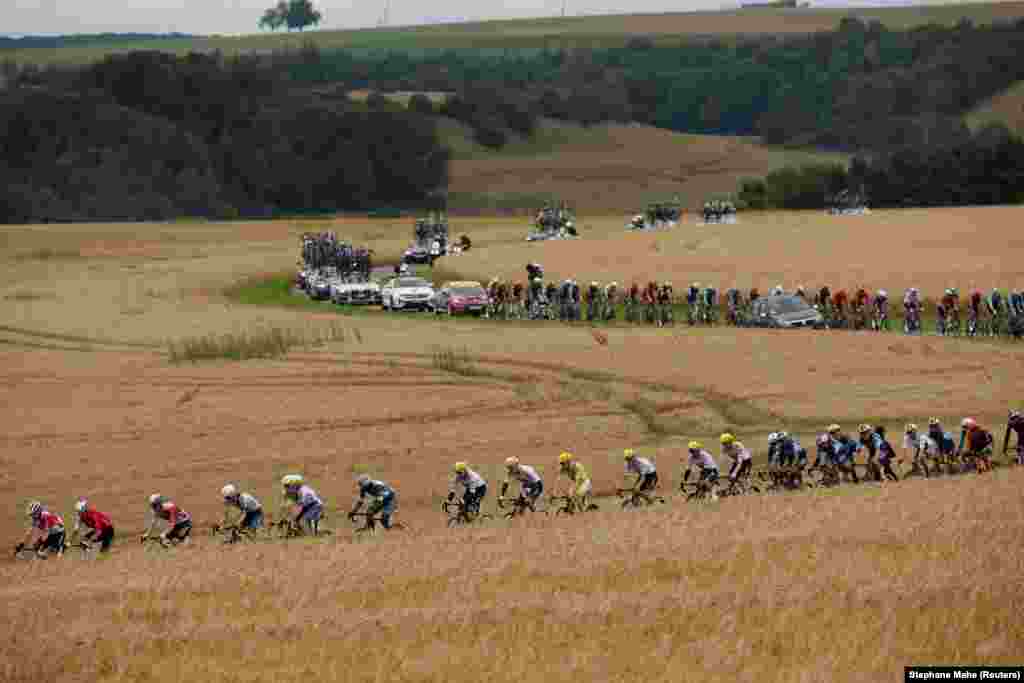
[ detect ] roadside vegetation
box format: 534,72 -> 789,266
167,320 -> 357,362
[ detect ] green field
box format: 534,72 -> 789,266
5,2 -> 1024,65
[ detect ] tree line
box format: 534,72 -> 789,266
282,16 -> 1024,153
0,51 -> 448,223
738,123 -> 1024,209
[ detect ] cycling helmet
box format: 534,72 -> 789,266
26,501 -> 42,518
858,424 -> 873,435
951,288 -> 959,295
816,435 -> 831,447
623,448 -> 635,460
905,423 -> 918,433
221,484 -> 238,499
454,462 -> 467,473
688,441 -> 703,451
928,417 -> 940,427
878,290 -> 887,298
768,432 -> 779,444
827,424 -> 841,434
356,473 -> 371,486
281,474 -> 303,487
74,499 -> 88,514
778,431 -> 789,440
945,288 -> 953,296
1009,410 -> 1022,422
720,433 -> 736,445
504,456 -> 520,468
148,493 -> 162,506
961,417 -> 977,431
591,281 -> 598,287
558,452 -> 573,464
692,282 -> 700,289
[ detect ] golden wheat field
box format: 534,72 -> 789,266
1,208 -> 1023,682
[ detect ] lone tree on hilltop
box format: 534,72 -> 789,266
259,0 -> 322,31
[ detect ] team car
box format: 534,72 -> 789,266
749,295 -> 825,329
381,277 -> 435,311
430,281 -> 489,316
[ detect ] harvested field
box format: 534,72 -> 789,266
446,120 -> 846,211
1,209 -> 1023,681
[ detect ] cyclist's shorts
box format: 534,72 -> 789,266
379,493 -> 397,515
699,468 -> 719,483
241,510 -> 264,529
168,520 -> 193,541
639,472 -> 659,491
298,503 -> 323,524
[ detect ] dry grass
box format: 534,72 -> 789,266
167,320 -> 357,362
1,468 -> 1021,683
2,208 -> 1024,680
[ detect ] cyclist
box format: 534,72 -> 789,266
925,418 -> 958,467
686,283 -> 701,324
967,289 -> 983,335
1003,410 -> 1024,465
853,287 -> 870,327
18,501 -> 66,558
771,284 -> 784,297
941,288 -> 960,334
959,418 -> 994,473
903,423 -> 932,477
831,289 -> 848,326
281,475 -> 324,536
557,452 -> 593,513
720,433 -> 752,483
857,424 -> 884,481
702,286 -> 718,323
725,288 -> 743,325
657,282 -> 674,326
828,424 -> 861,483
684,441 -> 720,491
873,290 -> 889,330
623,448 -> 658,503
349,474 -> 398,529
903,287 -> 922,333
72,498 -> 115,553
770,431 -> 807,469
795,285 -> 807,301
987,288 -> 1005,334
604,282 -> 618,321
220,484 -> 264,531
868,425 -> 900,482
500,456 -> 544,509
142,494 -> 192,546
449,462 -> 487,517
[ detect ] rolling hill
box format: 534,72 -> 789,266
4,1 -> 1024,64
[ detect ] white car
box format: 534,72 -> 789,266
381,276 -> 435,311
330,279 -> 382,306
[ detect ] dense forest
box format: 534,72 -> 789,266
739,123 -> 1024,209
282,16 -> 1024,152
0,52 -> 448,223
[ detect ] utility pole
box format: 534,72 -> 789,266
380,0 -> 390,26
561,0 -> 567,18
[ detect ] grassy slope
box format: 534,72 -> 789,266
5,1 -> 1024,64
440,117 -> 847,210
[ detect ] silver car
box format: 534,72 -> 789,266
750,295 -> 824,329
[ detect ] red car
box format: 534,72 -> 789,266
431,281 -> 489,316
